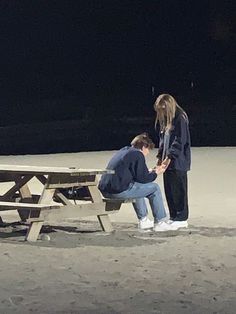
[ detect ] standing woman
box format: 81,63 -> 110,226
154,94 -> 191,229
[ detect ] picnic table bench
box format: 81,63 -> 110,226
0,164 -> 134,242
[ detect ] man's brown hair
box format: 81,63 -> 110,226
131,133 -> 155,150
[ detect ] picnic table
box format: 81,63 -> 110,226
0,164 -> 116,242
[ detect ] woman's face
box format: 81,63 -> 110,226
157,103 -> 167,116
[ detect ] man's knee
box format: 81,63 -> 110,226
147,182 -> 160,194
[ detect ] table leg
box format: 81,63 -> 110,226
19,184 -> 34,221
87,185 -> 113,232
25,220 -> 44,242
25,187 -> 55,242
97,214 -> 114,232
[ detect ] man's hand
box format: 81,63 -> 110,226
154,164 -> 167,175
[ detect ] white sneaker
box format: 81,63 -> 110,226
138,217 -> 154,230
153,221 -> 178,232
170,220 -> 188,229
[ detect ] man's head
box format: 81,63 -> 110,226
131,133 -> 155,156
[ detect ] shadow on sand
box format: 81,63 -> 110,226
0,221 -> 235,248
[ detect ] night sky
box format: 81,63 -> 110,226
0,0 -> 235,153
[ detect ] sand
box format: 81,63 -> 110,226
0,147 -> 235,314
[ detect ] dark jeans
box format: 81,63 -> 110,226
163,170 -> 189,221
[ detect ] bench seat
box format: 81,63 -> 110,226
103,197 -> 136,211
0,201 -> 57,211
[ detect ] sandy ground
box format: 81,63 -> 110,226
0,147 -> 235,314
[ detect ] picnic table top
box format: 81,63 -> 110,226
0,164 -> 114,176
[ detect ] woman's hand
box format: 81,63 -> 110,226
156,158 -> 162,166
161,157 -> 171,168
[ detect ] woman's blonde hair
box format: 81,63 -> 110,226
154,94 -> 184,131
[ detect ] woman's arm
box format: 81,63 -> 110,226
156,131 -> 164,164
167,114 -> 188,160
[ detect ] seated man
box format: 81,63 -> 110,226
98,133 -> 177,231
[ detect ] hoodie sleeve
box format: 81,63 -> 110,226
167,114 -> 188,160
131,152 -> 157,183
156,131 -> 164,160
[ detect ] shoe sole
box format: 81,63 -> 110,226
138,228 -> 152,233
154,230 -> 173,232
173,225 -> 188,230
154,228 -> 177,232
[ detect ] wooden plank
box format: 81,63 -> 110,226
103,198 -> 136,211
41,202 -> 107,221
38,187 -> 56,207
87,184 -> 103,203
70,169 -> 114,176
0,164 -> 114,176
104,202 -> 122,211
98,215 -> 114,232
87,183 -> 114,232
103,198 -> 136,203
25,221 -> 44,242
55,192 -> 72,205
0,175 -> 34,221
47,181 -> 96,189
18,178 -> 34,221
26,187 -> 55,241
26,218 -> 44,223
46,174 -> 96,189
0,173 -> 18,182
36,175 -> 47,185
0,201 -> 58,210
0,175 -> 33,201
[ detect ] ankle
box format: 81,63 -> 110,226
154,218 -> 166,224
140,216 -> 148,222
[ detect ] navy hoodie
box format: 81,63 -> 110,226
157,109 -> 191,171
98,146 -> 157,194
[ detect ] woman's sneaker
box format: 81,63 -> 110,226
138,217 -> 154,230
153,221 -> 178,232
170,220 -> 188,229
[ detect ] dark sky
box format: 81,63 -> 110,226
0,0 -> 235,126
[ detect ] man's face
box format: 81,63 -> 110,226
141,147 -> 149,156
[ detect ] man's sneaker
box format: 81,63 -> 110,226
170,220 -> 188,229
153,221 -> 178,232
138,217 -> 154,230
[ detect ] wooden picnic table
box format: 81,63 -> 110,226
0,164 -> 115,242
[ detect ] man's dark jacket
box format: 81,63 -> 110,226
98,146 -> 157,194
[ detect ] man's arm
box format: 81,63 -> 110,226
132,153 -> 157,183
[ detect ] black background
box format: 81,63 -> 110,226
0,0 -> 235,154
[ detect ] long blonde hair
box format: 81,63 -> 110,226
154,94 -> 184,131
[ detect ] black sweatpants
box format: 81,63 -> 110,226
163,170 -> 189,221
